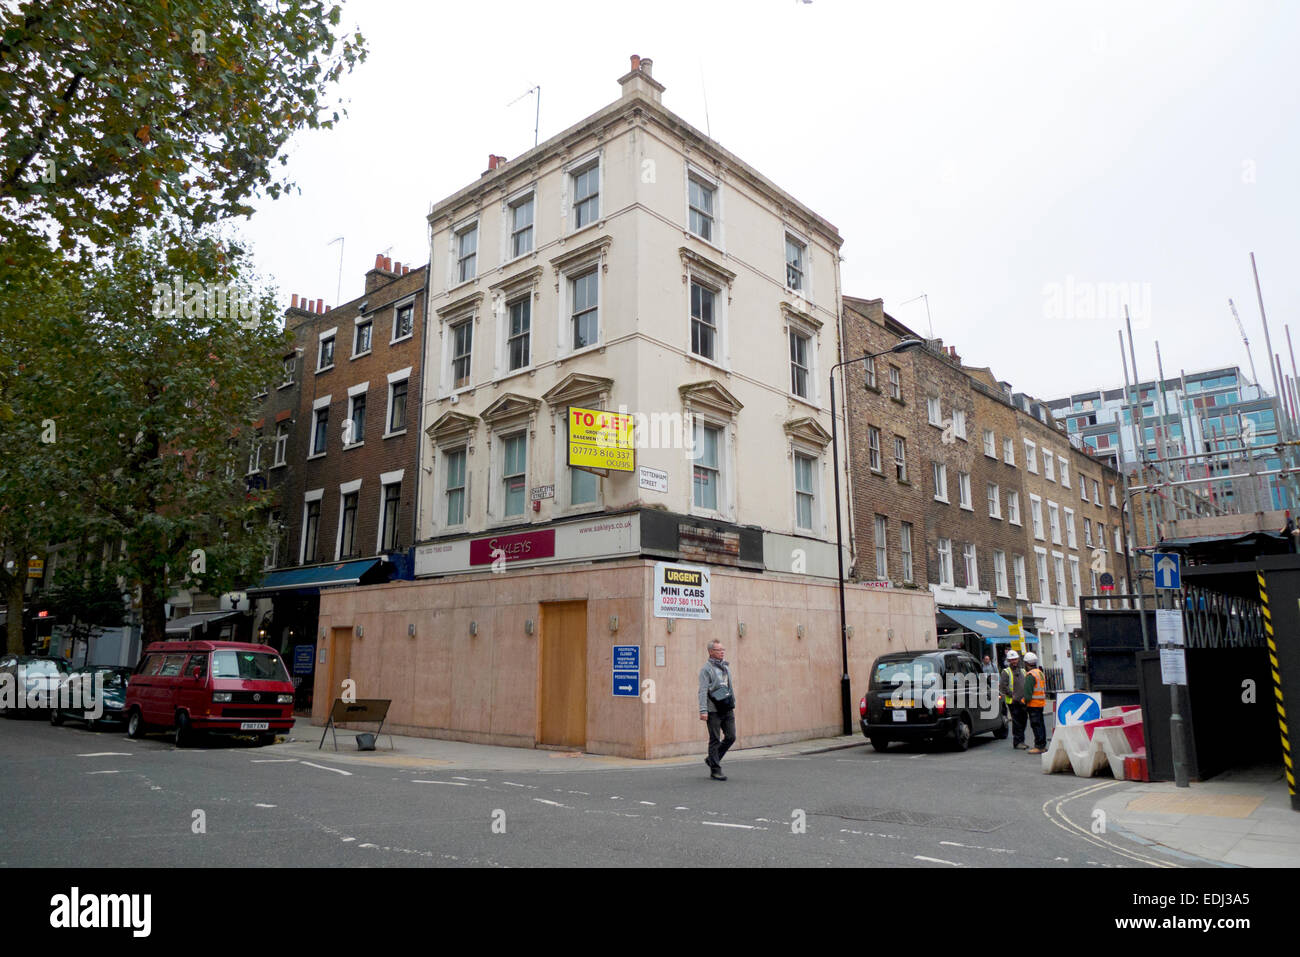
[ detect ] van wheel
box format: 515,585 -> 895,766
951,717 -> 972,752
126,710 -> 146,739
49,708 -> 64,726
870,736 -> 891,752
257,732 -> 276,747
174,713 -> 194,748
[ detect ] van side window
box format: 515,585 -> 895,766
186,654 -> 209,679
157,654 -> 188,677
137,655 -> 164,676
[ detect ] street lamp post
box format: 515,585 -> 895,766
830,338 -> 926,734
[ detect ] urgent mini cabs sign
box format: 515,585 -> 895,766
567,406 -> 635,473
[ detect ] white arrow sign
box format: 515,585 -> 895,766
1156,556 -> 1178,588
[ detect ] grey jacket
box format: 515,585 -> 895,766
698,659 -> 735,714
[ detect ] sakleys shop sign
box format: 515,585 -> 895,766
415,514 -> 640,577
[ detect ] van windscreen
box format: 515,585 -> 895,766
212,651 -> 289,682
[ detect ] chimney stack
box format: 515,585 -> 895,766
619,52 -> 665,104
290,293 -> 299,310
316,298 -> 323,314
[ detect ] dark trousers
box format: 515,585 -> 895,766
1027,707 -> 1047,749
1009,701 -> 1028,746
707,710 -> 736,767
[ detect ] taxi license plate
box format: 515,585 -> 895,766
891,710 -> 907,722
240,721 -> 270,731
889,700 -> 914,709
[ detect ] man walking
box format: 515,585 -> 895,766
699,640 -> 736,781
1000,650 -> 1027,750
1022,651 -> 1048,753
981,655 -> 996,675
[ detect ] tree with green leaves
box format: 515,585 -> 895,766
0,0 -> 365,261
42,563 -> 127,658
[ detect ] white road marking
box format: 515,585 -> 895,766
86,770 -> 120,775
674,806 -> 689,810
1041,781 -> 1176,869
567,791 -> 590,796
501,781 -> 536,789
639,801 -> 656,806
412,779 -> 468,786
358,843 -> 377,848
254,803 -> 277,808
533,798 -> 569,808
914,855 -> 963,867
840,828 -> 903,840
701,821 -> 755,829
453,776 -> 487,782
341,837 -> 356,842
940,840 -> 1015,855
299,761 -> 352,776
78,752 -> 130,757
251,758 -> 298,763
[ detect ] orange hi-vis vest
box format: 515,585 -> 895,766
1027,668 -> 1047,708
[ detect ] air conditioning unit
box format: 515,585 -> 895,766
449,394 -> 459,405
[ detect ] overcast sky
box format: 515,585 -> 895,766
240,0 -> 1300,401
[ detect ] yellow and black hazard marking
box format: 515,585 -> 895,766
1256,571 -> 1295,799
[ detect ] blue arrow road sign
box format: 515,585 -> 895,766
1153,552 -> 1181,590
1055,692 -> 1102,726
613,671 -> 639,697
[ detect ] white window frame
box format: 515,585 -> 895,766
391,296 -> 416,345
1043,449 -> 1055,482
376,470 -> 405,554
1053,552 -> 1068,606
493,429 -> 529,522
444,312 -> 475,395
687,273 -> 727,369
994,550 -> 1009,598
793,449 -> 821,535
317,327 -> 337,373
273,421 -> 289,468
309,394 -> 331,458
873,515 -> 888,579
345,381 -> 368,449
452,218 -> 479,286
1024,439 -> 1038,473
868,426 -> 882,472
1093,479 -> 1102,506
300,488 -> 324,565
502,292 -> 534,376
1035,548 -> 1050,604
952,409 -> 967,441
1013,554 -> 1028,600
384,368 -> 411,437
1110,483 -> 1118,507
889,365 -> 902,400
785,310 -> 820,406
1030,494 -> 1044,539
1064,507 -> 1077,548
690,414 -> 736,522
987,482 -> 1001,519
783,228 -> 810,295
937,538 -> 954,588
1071,556 -> 1083,606
566,151 -> 602,234
894,436 -> 907,482
1084,518 -> 1093,548
558,260 -> 603,360
927,396 -> 942,427
962,544 -> 978,590
1080,474 -> 1090,502
863,354 -> 877,390
353,314 -> 373,358
685,165 -> 722,249
439,444 -> 470,531
1003,437 -> 1015,465
933,462 -> 949,503
901,522 -> 915,583
1048,501 -> 1062,545
1007,490 -> 1021,525
1115,525 -> 1123,553
958,471 -> 972,510
505,187 -> 536,262
1059,457 -> 1070,488
335,478 -> 363,562
983,429 -> 996,458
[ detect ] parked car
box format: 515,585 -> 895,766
49,665 -> 133,729
125,640 -> 295,747
859,649 -> 1008,751
0,654 -> 70,717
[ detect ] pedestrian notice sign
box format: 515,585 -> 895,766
1153,552 -> 1181,590
1055,691 -> 1102,726
1156,608 -> 1187,685
653,562 -> 711,619
613,645 -> 639,697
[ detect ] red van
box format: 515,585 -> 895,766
125,640 -> 296,746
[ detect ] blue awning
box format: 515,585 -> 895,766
248,559 -> 385,596
938,608 -> 1039,644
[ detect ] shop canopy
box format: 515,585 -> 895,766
938,608 -> 1039,644
165,610 -> 240,634
247,558 -> 387,596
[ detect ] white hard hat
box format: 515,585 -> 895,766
1023,651 -> 1038,664
1005,650 -> 1020,661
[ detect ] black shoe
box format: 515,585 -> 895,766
705,756 -> 718,770
710,767 -> 727,781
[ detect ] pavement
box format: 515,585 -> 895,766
1095,765 -> 1300,868
284,717 -> 1300,867
282,718 -> 866,772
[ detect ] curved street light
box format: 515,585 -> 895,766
831,338 -> 927,734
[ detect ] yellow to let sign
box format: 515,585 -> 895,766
567,406 -> 635,472
1008,622 -> 1021,636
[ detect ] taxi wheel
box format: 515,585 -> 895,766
49,708 -> 64,726
869,736 -> 891,752
951,717 -> 972,752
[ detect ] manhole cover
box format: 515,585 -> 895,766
812,806 -> 1009,833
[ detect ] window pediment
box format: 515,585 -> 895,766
549,235 -> 612,275
783,416 -> 832,449
427,410 -> 477,445
542,372 -> 614,409
679,247 -> 736,287
479,392 -> 541,427
435,290 -> 483,320
679,380 -> 743,417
